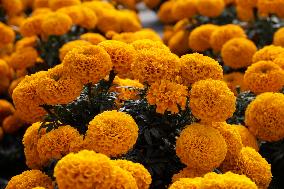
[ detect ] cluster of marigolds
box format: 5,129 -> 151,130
0,0 -> 284,189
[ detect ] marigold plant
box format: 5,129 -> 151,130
196,0 -> 225,18
233,125 -> 259,151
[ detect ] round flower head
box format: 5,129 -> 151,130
9,77 -> 24,97
273,27 -> 284,47
132,48 -> 180,84
119,10 -> 142,32
0,76 -> 10,94
85,111 -> 139,157
54,150 -> 113,189
62,45 -> 113,84
20,16 -> 44,37
257,0 -> 276,16
131,39 -> 170,52
236,147 -> 272,189
158,1 -> 176,24
59,40 -> 92,61
80,33 -> 106,45
111,29 -> 161,43
168,30 -> 190,56
9,47 -> 38,70
0,59 -> 9,77
180,53 -> 223,86
1,0 -> 23,16
97,9 -> 121,34
172,0 -> 197,20
170,177 -> 203,189
245,92 -> 284,142
233,125 -> 259,151
273,56 -> 284,69
236,0 -> 258,8
146,80 -> 188,114
5,170 -> 53,189
48,0 -> 80,10
176,123 -> 227,170
98,40 -> 137,78
12,71 -> 48,123
189,24 -> 219,52
0,22 -> 15,47
190,79 -> 236,122
196,0 -> 225,18
15,36 -> 37,51
2,114 -> 25,134
31,8 -> 52,16
34,0 -> 49,8
0,100 -> 15,123
172,167 -> 209,183
78,7 -> 98,29
144,0 -> 160,9
244,61 -> 284,94
236,6 -> 254,22
221,38 -> 257,69
112,160 -> 152,189
210,24 -> 247,52
42,12 -> 72,36
252,45 -> 284,63
223,72 -> 246,95
57,6 -> 84,25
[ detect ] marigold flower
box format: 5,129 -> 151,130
252,45 -> 284,63
0,100 -> 15,123
5,170 -> 53,189
54,150 -> 113,189
9,77 -> 24,97
180,53 -> 223,86
59,40 -> 92,61
210,24 -> 247,52
244,61 -> 284,94
189,24 -> 219,52
57,6 -> 84,25
2,114 -> 25,134
273,56 -> 284,69
78,7 -> 98,29
85,111 -> 139,157
169,178 -> 203,189
146,80 -> 188,114
119,10 -> 142,32
157,1 -> 176,24
196,0 -> 225,18
176,123 -> 227,170
81,1 -> 115,19
0,22 -> 15,47
42,12 -> 72,36
9,47 -> 38,70
97,9 -> 122,33
236,0 -> 258,8
111,29 -> 161,43
172,0 -> 197,20
131,39 -> 170,52
168,30 -> 190,56
98,40 -> 137,78
233,125 -> 259,151
172,167 -> 209,183
223,72 -> 246,95
273,27 -> 284,47
1,0 -> 23,16
32,187 -> 46,189
144,0 -> 160,9
80,33 -> 106,45
31,8 -> 52,16
0,59 -> 9,77
245,92 -> 284,142
113,160 -> 152,189
190,79 -> 236,122
48,0 -> 81,11
62,45 -> 113,84
0,76 -> 10,94
34,0 -> 49,8
132,48 -> 180,84
20,16 -> 44,37
15,36 -> 37,51
236,6 -> 254,22
221,38 -> 257,69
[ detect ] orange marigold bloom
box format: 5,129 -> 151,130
221,38 -> 257,69
34,0 -> 49,8
48,0 -> 81,11
59,40 -> 92,61
0,59 -> 9,77
245,92 -> 284,142
233,125 -> 259,151
252,45 -> 284,63
172,167 -> 209,183
146,80 -> 188,114
236,0 -> 258,8
273,56 -> 284,69
62,45 -> 113,84
78,7 -> 98,29
113,160 -> 152,189
9,47 -> 38,70
15,36 -> 37,51
31,8 -> 52,16
119,10 -> 142,32
157,1 -> 176,24
97,9 -> 122,34
132,48 -> 180,84
189,24 -> 219,52
5,170 -> 53,189
0,76 -> 10,94
176,123 -> 227,170
80,33 -> 106,45
210,24 -> 247,52
144,0 -> 160,9
57,6 -> 84,25
0,22 -> 15,47
42,12 -> 72,36
223,72 -> 246,95
20,16 -> 44,37
180,53 -> 223,86
273,27 -> 284,47
168,30 -> 190,56
98,40 -> 137,78
131,39 -> 170,52
244,61 -> 284,94
2,114 -> 25,134
1,0 -> 23,16
110,29 -> 161,43
196,0 -> 225,18
85,111 -> 139,157
9,77 -> 24,97
169,177 -> 203,189
172,0 -> 197,20
0,100 -> 15,123
190,79 -> 236,122
236,6 -> 254,22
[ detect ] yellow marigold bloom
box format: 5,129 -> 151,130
172,0 -> 197,20
0,59 -> 9,77
158,1 -> 176,24
236,6 -> 254,22
236,0 -> 258,8
80,33 -> 106,45
223,72 -> 246,95
0,22 -> 15,47
98,40 -> 137,78
146,80 -> 188,114
31,8 -> 52,16
196,0 -> 225,18
59,40 -> 92,61
252,45 -> 284,63
169,177 -> 203,189
132,48 -> 180,84
20,16 -> 44,37
233,125 -> 259,151
180,53 -> 223,86
1,0 -> 23,16
189,24 -> 219,52
42,12 -> 72,36
9,47 -> 38,70
34,0 -> 49,8
37,65 -> 83,105
273,27 -> 284,47
168,30 -> 190,56
15,36 -> 37,51
37,126 -> 83,163
48,0 -> 81,11
119,10 -> 142,32
273,56 -> 284,69
110,29 -> 161,43
12,71 -> 48,123
131,39 -> 170,52
113,160 -> 152,189
78,7 -> 98,29
97,9 -> 122,34
172,167 -> 209,183
237,147 -> 272,188
7,15 -> 26,27
6,170 -> 53,189
57,6 -> 84,25
190,79 -> 236,122
210,24 -> 247,52
144,0 -> 160,9
221,38 -> 257,69
54,150 -> 113,189
244,61 -> 284,94
85,111 -> 139,157
245,92 -> 284,142
32,187 -> 46,189
62,45 -> 113,84
0,100 -> 15,123
81,1 -> 115,19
